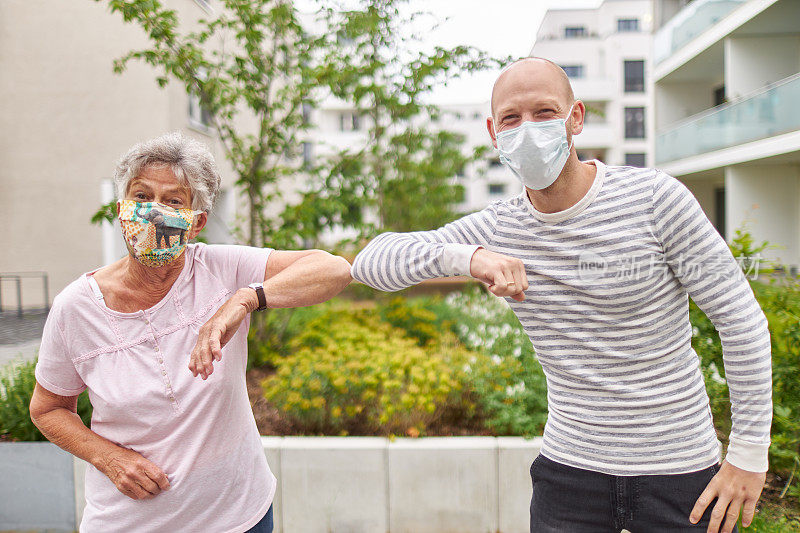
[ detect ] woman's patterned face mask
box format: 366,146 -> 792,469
118,201 -> 202,268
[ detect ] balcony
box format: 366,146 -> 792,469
655,72 -> 800,164
577,123 -> 615,149
571,78 -> 615,101
654,0 -> 746,64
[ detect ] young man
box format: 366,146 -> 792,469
351,58 -> 771,533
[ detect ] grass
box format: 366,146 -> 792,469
743,500 -> 800,532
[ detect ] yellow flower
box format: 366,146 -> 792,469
311,396 -> 325,409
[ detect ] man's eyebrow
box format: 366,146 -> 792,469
496,100 -> 562,117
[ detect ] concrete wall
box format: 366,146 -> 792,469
0,442 -> 77,532
725,164 -> 800,267
725,34 -> 800,98
6,437 -> 542,533
263,437 -> 542,533
0,0 -> 240,309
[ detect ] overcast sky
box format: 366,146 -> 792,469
409,0 -> 604,104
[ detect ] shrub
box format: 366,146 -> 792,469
691,278 -> 800,499
262,306 -> 480,435
378,296 -> 439,346
0,358 -> 93,441
247,304 -> 331,369
426,289 -> 549,436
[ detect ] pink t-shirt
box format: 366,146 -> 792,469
35,243 -> 276,532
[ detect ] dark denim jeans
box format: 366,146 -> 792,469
530,454 -> 738,533
245,504 -> 274,533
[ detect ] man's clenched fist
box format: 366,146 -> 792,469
469,248 -> 528,301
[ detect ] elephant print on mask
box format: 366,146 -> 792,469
118,200 -> 202,268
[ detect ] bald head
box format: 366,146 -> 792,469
490,57 -> 575,117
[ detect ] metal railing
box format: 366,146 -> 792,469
0,272 -> 50,317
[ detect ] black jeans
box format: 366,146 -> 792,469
245,504 -> 274,533
530,454 -> 738,533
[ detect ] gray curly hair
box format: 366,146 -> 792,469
113,132 -> 222,212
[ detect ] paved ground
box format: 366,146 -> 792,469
0,309 -> 46,369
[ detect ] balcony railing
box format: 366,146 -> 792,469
654,0 -> 746,64
655,72 -> 800,164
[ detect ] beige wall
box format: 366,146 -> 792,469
0,0 -> 238,307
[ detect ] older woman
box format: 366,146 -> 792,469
29,132 -> 352,532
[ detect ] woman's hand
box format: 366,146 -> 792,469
189,288 -> 255,379
98,446 -> 170,500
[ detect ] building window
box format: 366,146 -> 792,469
624,60 -> 645,93
617,18 -> 639,32
625,153 -> 646,167
624,107 -> 645,139
488,183 -> 506,196
339,112 -> 360,132
302,142 -> 313,167
188,94 -> 213,130
714,187 -> 726,240
713,85 -> 726,107
564,26 -> 587,38
561,65 -> 585,79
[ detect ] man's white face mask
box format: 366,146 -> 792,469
495,103 -> 575,190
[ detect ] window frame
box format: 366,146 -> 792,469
617,18 -> 640,32
623,60 -> 645,93
561,65 -> 585,79
624,107 -> 646,139
564,26 -> 587,38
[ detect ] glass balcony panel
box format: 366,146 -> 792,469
656,73 -> 800,163
654,0 -> 746,64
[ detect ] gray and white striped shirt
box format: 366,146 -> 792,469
352,161 -> 772,475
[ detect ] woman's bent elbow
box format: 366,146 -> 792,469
335,255 -> 353,285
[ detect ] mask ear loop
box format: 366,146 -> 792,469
565,102 -> 577,154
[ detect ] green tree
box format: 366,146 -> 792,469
94,0 -> 316,247
277,0 -> 500,246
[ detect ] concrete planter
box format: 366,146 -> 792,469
261,436 -> 541,533
1,436 -> 541,533
0,442 -> 78,532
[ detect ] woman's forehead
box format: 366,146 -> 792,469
128,165 -> 191,197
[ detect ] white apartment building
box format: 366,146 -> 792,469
306,98 -> 519,223
437,102 -> 521,213
531,0 -> 655,168
653,0 -> 800,269
0,0 -> 245,307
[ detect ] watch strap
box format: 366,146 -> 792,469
249,283 -> 268,311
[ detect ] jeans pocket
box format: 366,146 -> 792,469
531,453 -> 546,477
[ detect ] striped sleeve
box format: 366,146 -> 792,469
351,205 -> 500,292
652,172 -> 772,472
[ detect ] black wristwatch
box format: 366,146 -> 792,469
248,282 -> 268,311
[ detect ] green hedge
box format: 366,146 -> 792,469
0,358 -> 92,441
262,306 -> 480,435
691,279 -> 800,499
